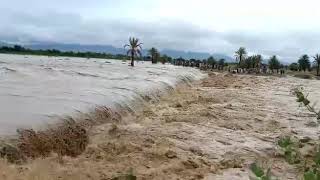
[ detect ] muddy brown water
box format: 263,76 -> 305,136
0,54 -> 205,135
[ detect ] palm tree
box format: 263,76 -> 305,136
268,55 -> 280,73
253,55 -> 262,73
254,55 -> 262,68
235,47 -> 247,67
149,47 -> 159,64
298,54 -> 311,72
207,56 -> 217,69
313,54 -> 320,76
124,37 -> 142,67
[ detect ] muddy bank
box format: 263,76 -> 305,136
1,72 -> 320,179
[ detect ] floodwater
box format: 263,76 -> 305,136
0,54 -> 205,135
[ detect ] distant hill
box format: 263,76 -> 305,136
161,49 -> 233,61
25,42 -> 125,55
1,42 -> 234,61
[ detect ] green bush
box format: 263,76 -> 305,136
249,163 -> 273,180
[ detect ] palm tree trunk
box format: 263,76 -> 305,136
131,51 -> 134,67
317,64 -> 320,76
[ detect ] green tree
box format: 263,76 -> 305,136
253,55 -> 262,70
235,47 -> 247,67
313,54 -> 320,76
244,56 -> 254,69
218,59 -> 225,70
289,63 -> 299,71
13,45 -> 24,51
149,47 -> 159,64
268,55 -> 280,73
160,54 -> 169,64
298,54 -> 311,72
207,56 -> 217,69
124,37 -> 143,67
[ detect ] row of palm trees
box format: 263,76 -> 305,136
123,37 -> 320,76
235,48 -> 320,76
234,47 -> 283,73
123,38 -> 281,74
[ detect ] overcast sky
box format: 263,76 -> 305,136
1,0 -> 320,62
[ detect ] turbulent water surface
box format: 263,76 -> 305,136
0,54 -> 205,135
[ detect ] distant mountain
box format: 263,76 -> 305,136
25,42 -> 125,55
1,42 -> 233,61
0,42 -> 10,47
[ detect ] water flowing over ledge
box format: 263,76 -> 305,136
0,54 -> 206,135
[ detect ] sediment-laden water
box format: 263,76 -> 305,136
0,54 -> 205,135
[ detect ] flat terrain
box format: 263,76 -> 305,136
1,72 -> 320,180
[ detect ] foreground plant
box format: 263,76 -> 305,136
249,163 -> 274,180
277,136 -> 301,164
292,87 -> 320,121
304,149 -> 320,180
112,168 -> 136,180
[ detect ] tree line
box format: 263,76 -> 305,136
0,45 -> 130,60
4,38 -> 320,75
124,38 -> 285,73
234,47 -> 284,74
289,54 -> 320,76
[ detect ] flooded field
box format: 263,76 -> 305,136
0,54 -> 205,135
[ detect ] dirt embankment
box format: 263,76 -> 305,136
1,72 -> 320,180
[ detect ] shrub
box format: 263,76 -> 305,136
294,74 -> 312,79
112,169 -> 136,180
292,87 -> 320,121
277,136 -> 301,164
249,163 -> 273,180
304,149 -> 320,180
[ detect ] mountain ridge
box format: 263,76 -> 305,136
0,41 -> 234,61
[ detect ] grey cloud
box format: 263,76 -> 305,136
1,10 -> 320,62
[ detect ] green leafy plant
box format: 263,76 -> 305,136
292,87 -> 320,121
278,136 -> 293,148
304,170 -> 320,180
304,149 -> 320,180
277,136 -> 301,164
250,163 -> 273,180
112,168 -> 136,180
